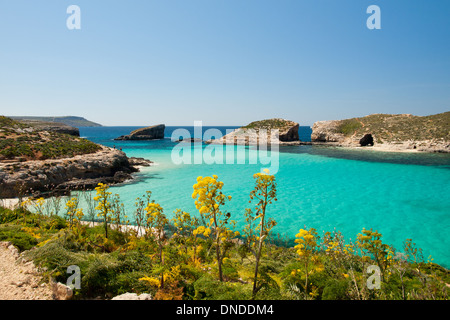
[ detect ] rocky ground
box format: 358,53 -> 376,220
310,113 -> 450,153
0,242 -> 53,300
14,119 -> 80,137
0,146 -> 152,198
0,241 -> 151,300
207,118 -> 301,146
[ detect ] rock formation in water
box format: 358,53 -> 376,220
206,118 -> 300,146
114,124 -> 165,141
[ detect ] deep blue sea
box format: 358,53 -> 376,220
78,126 -> 450,267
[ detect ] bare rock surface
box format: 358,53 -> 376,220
310,112 -> 450,153
207,118 -> 300,146
51,282 -> 73,300
15,119 -> 80,137
115,124 -> 165,141
111,293 -> 152,300
0,242 -> 53,300
0,146 -> 141,198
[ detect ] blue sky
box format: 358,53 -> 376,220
0,0 -> 449,126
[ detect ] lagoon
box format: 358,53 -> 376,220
77,126 -> 450,268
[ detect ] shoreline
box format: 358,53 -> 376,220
0,146 -> 153,199
0,198 -> 23,209
314,144 -> 420,154
301,141 -> 449,154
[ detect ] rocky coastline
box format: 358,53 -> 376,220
14,119 -> 81,137
114,124 -> 165,141
0,146 -> 152,198
310,112 -> 450,153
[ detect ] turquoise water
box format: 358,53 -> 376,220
78,127 -> 450,268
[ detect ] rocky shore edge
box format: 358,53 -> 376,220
206,118 -> 301,146
0,146 -> 153,198
309,114 -> 450,153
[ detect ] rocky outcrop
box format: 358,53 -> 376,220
279,123 -> 300,142
310,120 -> 345,144
16,120 -> 80,137
51,282 -> 73,300
111,293 -> 152,300
311,112 -> 450,153
207,118 -> 300,146
128,157 -> 153,167
115,124 -> 165,140
0,147 -> 150,198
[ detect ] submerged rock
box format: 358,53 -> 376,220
128,157 -> 153,167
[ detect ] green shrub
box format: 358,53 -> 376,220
322,279 -> 350,300
0,225 -> 38,251
0,207 -> 20,223
336,119 -> 363,135
193,274 -> 252,300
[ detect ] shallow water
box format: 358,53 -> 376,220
75,127 -> 450,267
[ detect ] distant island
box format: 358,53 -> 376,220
311,111 -> 450,153
9,116 -> 102,128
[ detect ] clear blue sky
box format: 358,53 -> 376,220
0,0 -> 449,126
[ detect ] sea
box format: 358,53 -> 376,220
77,126 -> 450,268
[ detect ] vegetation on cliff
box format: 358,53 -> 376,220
243,119 -> 298,131
0,116 -> 101,160
209,118 -> 300,145
334,112 -> 450,143
1,171 -> 448,300
9,116 -> 102,128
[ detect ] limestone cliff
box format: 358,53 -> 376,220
310,112 -> 450,152
115,124 -> 165,141
15,119 -> 80,137
0,146 -> 149,198
207,118 -> 300,146
0,116 -> 151,198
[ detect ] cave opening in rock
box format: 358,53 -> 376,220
360,134 -> 374,146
